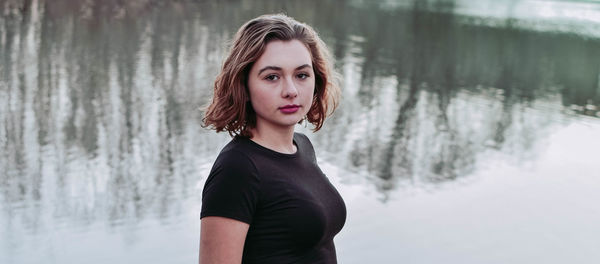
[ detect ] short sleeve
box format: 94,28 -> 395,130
200,150 -> 260,224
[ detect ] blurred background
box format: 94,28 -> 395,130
1,0 -> 599,263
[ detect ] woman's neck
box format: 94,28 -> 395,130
249,125 -> 296,154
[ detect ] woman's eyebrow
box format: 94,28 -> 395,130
258,66 -> 281,75
258,64 -> 312,75
295,64 -> 312,71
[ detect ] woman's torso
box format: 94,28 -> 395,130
201,133 -> 346,264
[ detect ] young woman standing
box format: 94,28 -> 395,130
200,14 -> 346,264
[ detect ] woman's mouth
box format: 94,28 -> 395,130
279,104 -> 300,114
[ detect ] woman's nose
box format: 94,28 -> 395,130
282,77 -> 298,98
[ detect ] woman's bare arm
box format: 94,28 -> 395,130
199,216 -> 250,264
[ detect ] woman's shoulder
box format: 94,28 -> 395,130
293,132 -> 317,158
214,138 -> 257,169
293,132 -> 311,145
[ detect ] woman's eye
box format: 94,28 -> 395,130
297,73 -> 309,79
265,75 -> 279,81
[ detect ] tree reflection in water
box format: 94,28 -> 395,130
1,0 -> 599,231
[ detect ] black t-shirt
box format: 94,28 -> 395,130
201,132 -> 347,264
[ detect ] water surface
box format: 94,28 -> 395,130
1,0 -> 600,263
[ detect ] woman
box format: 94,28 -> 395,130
200,14 -> 346,264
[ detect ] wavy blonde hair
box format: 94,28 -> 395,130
202,14 -> 341,138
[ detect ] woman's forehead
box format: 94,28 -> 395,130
253,40 -> 312,70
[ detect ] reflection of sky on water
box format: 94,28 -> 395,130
377,0 -> 600,37
456,0 -> 600,25
333,119 -> 600,263
1,0 -> 600,263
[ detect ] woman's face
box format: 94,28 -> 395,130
247,39 -> 315,131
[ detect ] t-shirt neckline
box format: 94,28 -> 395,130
241,133 -> 300,158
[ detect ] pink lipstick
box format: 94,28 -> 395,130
279,104 -> 300,114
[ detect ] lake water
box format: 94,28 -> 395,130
1,0 -> 600,263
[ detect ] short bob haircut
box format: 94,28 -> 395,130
202,14 -> 341,138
